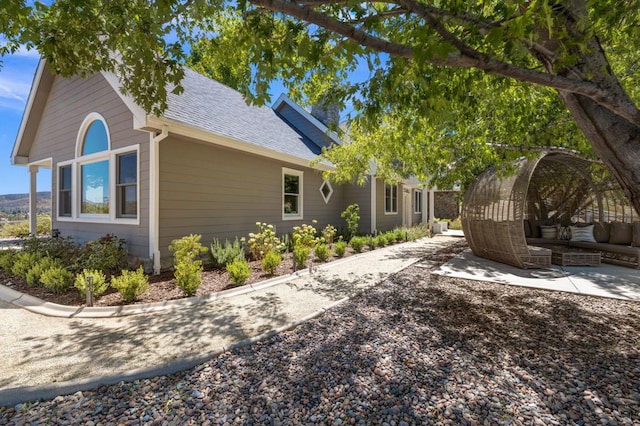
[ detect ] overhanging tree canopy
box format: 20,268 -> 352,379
2,1 -> 640,213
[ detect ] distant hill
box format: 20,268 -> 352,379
0,192 -> 52,216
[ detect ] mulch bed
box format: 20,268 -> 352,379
1,249 -> 360,307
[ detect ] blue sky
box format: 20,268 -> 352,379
0,49 -> 51,195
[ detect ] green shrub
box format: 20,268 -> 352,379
74,269 -> 109,298
349,236 -> 367,253
77,234 -> 129,277
40,266 -> 73,293
321,224 -> 337,245
367,236 -> 377,250
22,236 -> 79,267
341,204 -> 360,239
293,245 -> 310,269
448,216 -> 463,230
169,234 -> 208,297
334,241 -> 347,258
292,221 -> 319,248
280,233 -> 294,253
384,231 -> 397,244
111,267 -> 149,302
261,251 -> 282,276
26,257 -> 62,286
314,243 -> 330,262
210,238 -> 245,268
0,249 -> 17,271
374,234 -> 387,247
226,259 -> 251,286
11,251 -> 42,279
244,222 -> 285,260
393,228 -> 407,242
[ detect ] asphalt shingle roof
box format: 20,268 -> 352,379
163,69 -> 321,161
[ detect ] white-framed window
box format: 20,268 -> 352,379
283,167 -> 303,220
385,183 -> 398,214
56,113 -> 139,224
414,189 -> 422,214
319,179 -> 333,203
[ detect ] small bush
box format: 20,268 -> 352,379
261,251 -> 282,276
394,228 -> 406,242
169,234 -> 208,297
334,241 -> 347,258
280,233 -> 294,253
321,224 -> 337,245
292,221 -> 319,248
374,234 -> 387,247
367,236 -> 377,250
341,204 -> 360,240
40,266 -> 73,293
111,267 -> 149,302
74,269 -> 109,298
11,252 -> 42,279
210,238 -> 245,268
293,245 -> 310,269
349,236 -> 367,253
314,243 -> 330,262
25,236 -> 79,266
384,231 -> 397,244
26,257 -> 62,286
244,222 -> 285,260
226,259 -> 251,286
77,234 -> 128,277
0,249 -> 17,271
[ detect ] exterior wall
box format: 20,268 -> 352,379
158,136 -> 347,261
375,179 -> 404,232
28,73 -> 150,259
341,180 -> 372,234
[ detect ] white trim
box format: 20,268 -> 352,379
11,59 -> 46,165
370,176 -> 377,234
272,94 -> 341,145
146,117 -> 330,172
101,71 -> 148,130
150,126 -> 168,274
76,112 -> 111,157
384,183 -> 399,215
282,167 -> 304,221
319,179 -> 333,203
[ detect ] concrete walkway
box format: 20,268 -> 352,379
433,249 -> 640,301
0,236 -> 460,405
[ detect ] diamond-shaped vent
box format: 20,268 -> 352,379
319,180 -> 333,203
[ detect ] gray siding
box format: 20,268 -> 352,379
29,73 -> 150,259
342,180 -> 372,234
158,136 -> 347,260
376,180 -> 404,232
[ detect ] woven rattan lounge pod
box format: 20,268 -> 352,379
461,152 -> 638,268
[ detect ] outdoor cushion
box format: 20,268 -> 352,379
570,225 -> 596,243
593,222 -> 611,243
632,222 -> 640,247
540,225 -> 557,239
558,226 -> 571,240
609,222 -> 633,245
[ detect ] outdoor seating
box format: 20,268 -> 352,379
462,152 -> 640,269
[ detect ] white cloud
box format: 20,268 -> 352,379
0,53 -> 38,111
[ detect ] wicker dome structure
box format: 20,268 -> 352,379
461,152 -> 638,268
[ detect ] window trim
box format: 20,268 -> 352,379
384,183 -> 398,215
319,179 -> 333,204
413,189 -> 422,214
75,112 -> 111,158
282,167 -> 303,221
116,152 -> 138,219
58,164 -> 72,217
57,145 -> 140,225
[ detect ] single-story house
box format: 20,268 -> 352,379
11,60 -> 444,272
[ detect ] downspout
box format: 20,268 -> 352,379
370,175 -> 377,234
150,125 -> 168,274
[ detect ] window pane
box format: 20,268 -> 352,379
284,174 -> 299,194
284,194 -> 299,214
59,191 -> 71,217
82,120 -> 108,155
118,185 -> 137,217
60,166 -> 71,190
118,153 -> 137,184
81,160 -> 109,214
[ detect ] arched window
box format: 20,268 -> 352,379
81,120 -> 109,155
57,112 -> 139,222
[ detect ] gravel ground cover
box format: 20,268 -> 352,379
2,241 -> 639,425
